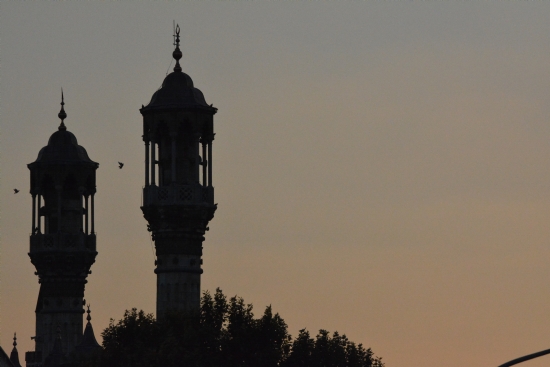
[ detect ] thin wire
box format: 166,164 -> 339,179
165,57 -> 173,77
173,20 -> 176,46
164,20 -> 176,77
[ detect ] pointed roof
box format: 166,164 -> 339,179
0,345 -> 14,367
9,334 -> 22,367
75,305 -> 101,352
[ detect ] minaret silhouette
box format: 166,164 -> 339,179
26,92 -> 99,365
140,25 -> 217,319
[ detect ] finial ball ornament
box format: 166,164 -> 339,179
58,110 -> 67,121
173,48 -> 182,61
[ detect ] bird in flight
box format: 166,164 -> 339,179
14,189 -> 19,194
118,162 -> 124,169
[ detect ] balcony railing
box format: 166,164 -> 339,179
29,233 -> 96,253
143,184 -> 214,206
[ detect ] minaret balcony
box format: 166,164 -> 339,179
30,233 -> 96,253
143,184 -> 214,206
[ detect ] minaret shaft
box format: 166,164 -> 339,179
141,123 -> 216,317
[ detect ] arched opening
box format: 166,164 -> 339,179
41,175 -> 56,233
62,174 -> 82,233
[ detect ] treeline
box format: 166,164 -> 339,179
74,289 -> 384,367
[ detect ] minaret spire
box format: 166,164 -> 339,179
172,24 -> 182,73
58,88 -> 67,131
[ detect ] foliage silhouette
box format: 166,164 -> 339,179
73,289 -> 384,367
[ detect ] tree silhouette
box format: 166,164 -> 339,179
74,289 -> 384,367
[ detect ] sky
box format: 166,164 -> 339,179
1,2 -> 550,366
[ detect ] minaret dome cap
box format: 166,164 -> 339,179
140,25 -> 216,113
28,93 -> 98,165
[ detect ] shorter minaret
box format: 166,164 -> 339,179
26,92 -> 99,365
10,334 -> 22,367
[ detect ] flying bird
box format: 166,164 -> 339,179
14,189 -> 19,194
118,162 -> 124,169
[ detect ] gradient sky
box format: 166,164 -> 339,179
2,2 -> 550,366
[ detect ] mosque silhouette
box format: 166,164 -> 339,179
0,25 -> 217,367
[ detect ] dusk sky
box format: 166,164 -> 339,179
2,2 -> 550,366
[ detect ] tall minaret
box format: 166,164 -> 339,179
140,25 -> 217,318
26,92 -> 99,365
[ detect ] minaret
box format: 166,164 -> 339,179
140,25 -> 217,318
26,92 -> 99,365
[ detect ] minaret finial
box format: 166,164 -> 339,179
13,333 -> 17,348
86,304 -> 92,322
58,88 -> 67,131
172,23 -> 182,73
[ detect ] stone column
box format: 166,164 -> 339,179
201,139 -> 207,187
56,185 -> 62,232
208,141 -> 212,187
194,134 -> 200,182
37,194 -> 42,233
91,194 -> 95,234
151,140 -> 156,186
145,141 -> 150,186
171,133 -> 177,183
32,194 -> 36,233
84,194 -> 89,234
